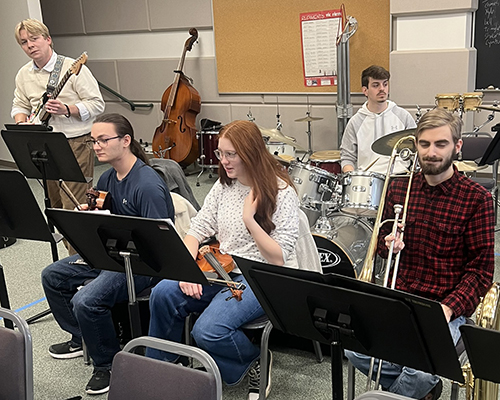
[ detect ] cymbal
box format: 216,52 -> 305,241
477,105 -> 500,112
261,128 -> 305,150
260,127 -> 286,141
294,116 -> 324,122
371,129 -> 417,156
454,160 -> 487,172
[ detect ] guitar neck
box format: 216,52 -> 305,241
51,69 -> 72,99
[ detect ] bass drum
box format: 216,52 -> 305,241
312,214 -> 372,278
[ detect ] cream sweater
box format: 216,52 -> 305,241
11,51 -> 105,138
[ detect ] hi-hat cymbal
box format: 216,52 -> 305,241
477,105 -> 500,112
260,127 -> 286,141
260,127 -> 305,150
294,115 -> 324,122
454,160 -> 487,172
371,129 -> 417,156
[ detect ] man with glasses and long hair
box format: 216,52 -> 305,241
41,113 -> 174,395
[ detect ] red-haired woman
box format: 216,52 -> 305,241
147,120 -> 300,400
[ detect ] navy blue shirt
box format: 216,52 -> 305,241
96,158 -> 174,221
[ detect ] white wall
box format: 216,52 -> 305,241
0,0 -> 43,163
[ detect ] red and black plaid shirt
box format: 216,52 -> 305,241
377,167 -> 494,318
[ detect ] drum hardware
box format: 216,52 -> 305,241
415,104 -> 422,123
295,111 -> 324,156
357,134 -> 419,391
247,108 -> 255,122
477,104 -> 500,112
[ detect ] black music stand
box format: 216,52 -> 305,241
0,170 -> 62,325
478,130 -> 500,166
460,324 -> 500,384
1,127 -> 90,212
236,257 -> 464,400
45,208 -> 209,338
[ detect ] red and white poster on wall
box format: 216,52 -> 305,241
300,9 -> 342,87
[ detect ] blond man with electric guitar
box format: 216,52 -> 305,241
11,19 -> 105,254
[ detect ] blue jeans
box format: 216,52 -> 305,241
146,274 -> 263,385
41,254 -> 157,370
345,316 -> 465,399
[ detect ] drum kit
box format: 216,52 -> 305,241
289,128 -> 418,279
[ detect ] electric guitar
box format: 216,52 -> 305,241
29,52 -> 88,124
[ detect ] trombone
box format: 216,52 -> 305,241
357,134 -> 419,390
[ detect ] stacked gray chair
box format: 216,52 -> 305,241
0,307 -> 33,400
108,336 -> 222,400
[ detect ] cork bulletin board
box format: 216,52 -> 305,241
212,0 -> 390,93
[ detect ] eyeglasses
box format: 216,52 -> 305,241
214,149 -> 238,161
85,136 -> 121,149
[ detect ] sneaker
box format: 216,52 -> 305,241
421,378 -> 443,400
85,369 -> 111,395
247,351 -> 273,400
48,341 -> 83,359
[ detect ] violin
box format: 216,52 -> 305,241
58,180 -> 111,211
152,28 -> 201,167
86,188 -> 111,210
196,243 -> 244,301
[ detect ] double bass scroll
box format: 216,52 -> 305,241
152,28 -> 201,167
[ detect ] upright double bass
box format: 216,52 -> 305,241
153,28 -> 201,167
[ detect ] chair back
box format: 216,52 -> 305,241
295,209 -> 322,273
460,134 -> 493,163
108,336 -> 222,400
0,307 -> 33,400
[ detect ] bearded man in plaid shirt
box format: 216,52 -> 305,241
346,108 -> 495,400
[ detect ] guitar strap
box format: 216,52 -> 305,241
46,55 -> 65,95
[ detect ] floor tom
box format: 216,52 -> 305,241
198,131 -> 219,166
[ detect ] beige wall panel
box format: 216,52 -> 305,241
40,0 -> 85,35
148,0 -> 213,30
82,0 -> 150,34
391,0 -> 477,14
117,59 -> 177,101
86,60 -> 119,102
104,101 -> 160,144
390,49 -> 476,107
197,104 -> 232,127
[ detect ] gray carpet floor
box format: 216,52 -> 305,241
0,162 -> 498,400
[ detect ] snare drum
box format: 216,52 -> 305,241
309,150 -> 342,175
288,161 -> 337,205
267,142 -> 296,158
341,171 -> 385,217
463,92 -> 483,112
312,214 -> 373,277
198,130 -> 219,166
435,93 -> 460,112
